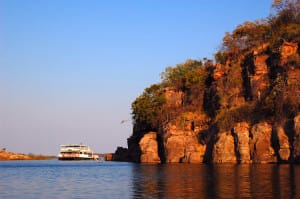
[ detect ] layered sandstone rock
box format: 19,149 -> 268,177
126,115 -> 300,164
181,131 -> 206,163
164,129 -> 186,163
163,124 -> 206,163
280,42 -> 298,64
293,114 -> 300,162
212,132 -> 237,163
250,122 -> 277,163
275,126 -> 290,161
251,54 -> 269,100
164,87 -> 184,107
254,54 -> 268,76
233,122 -> 251,163
139,132 -> 161,163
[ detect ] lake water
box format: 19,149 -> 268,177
0,160 -> 300,199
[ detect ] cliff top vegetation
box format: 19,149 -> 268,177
131,0 -> 300,135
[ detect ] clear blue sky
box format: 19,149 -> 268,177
0,0 -> 273,155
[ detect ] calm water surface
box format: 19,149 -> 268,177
0,160 -> 300,199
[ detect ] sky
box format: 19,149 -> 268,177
0,0 -> 273,155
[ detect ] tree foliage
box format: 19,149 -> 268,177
160,59 -> 207,91
222,20 -> 270,52
269,0 -> 300,43
131,84 -> 165,131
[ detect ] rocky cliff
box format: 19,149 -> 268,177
114,2 -> 300,164
118,111 -> 300,165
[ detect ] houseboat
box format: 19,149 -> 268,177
58,144 -> 99,160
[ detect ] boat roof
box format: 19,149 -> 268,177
60,144 -> 89,147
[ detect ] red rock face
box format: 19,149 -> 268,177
127,41 -> 300,164
164,132 -> 186,163
212,132 -> 237,163
213,63 -> 226,80
293,114 -> 300,162
275,126 -> 290,161
163,127 -> 206,163
164,87 -> 184,107
287,68 -> 300,86
139,132 -> 161,164
254,55 -> 269,76
133,115 -> 300,163
233,122 -> 251,163
250,122 -> 277,163
251,54 -> 269,100
280,42 -> 298,64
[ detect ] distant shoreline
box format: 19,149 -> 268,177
0,148 -> 56,161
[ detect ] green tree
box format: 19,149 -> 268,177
160,59 -> 207,92
221,20 -> 270,56
161,59 -> 209,111
269,0 -> 300,43
131,84 -> 165,131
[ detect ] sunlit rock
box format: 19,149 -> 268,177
250,122 -> 277,163
212,132 -> 237,163
233,122 -> 251,163
293,114 -> 300,162
275,126 -> 290,161
139,132 -> 161,164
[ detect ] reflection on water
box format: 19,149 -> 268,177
132,164 -> 300,199
0,161 -> 300,199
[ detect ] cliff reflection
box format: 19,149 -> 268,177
131,164 -> 300,199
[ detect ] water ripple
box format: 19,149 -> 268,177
0,160 -> 300,199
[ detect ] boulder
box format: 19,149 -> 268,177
250,122 -> 277,163
212,132 -> 237,163
139,132 -> 161,163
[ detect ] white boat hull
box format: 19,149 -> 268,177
58,144 -> 99,161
